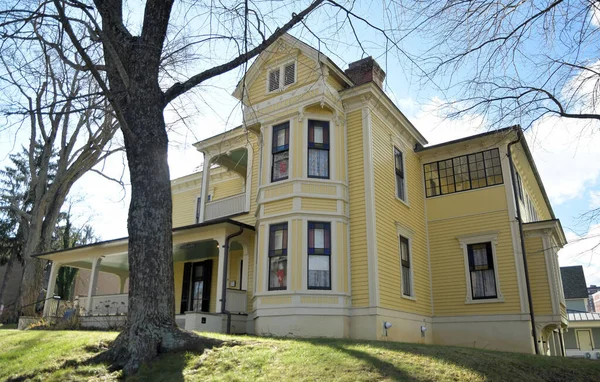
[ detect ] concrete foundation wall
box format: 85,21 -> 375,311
433,316 -> 534,353
255,314 -> 350,338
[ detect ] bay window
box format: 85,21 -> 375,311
272,122 -> 290,182
308,221 -> 331,289
308,120 -> 329,179
268,223 -> 288,290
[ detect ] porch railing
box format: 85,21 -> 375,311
76,293 -> 129,315
225,289 -> 247,314
204,193 -> 246,221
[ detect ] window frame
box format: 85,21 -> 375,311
271,121 -> 290,183
466,242 -> 497,300
423,148 -> 504,198
307,119 -> 330,179
268,222 -> 288,291
396,223 -> 415,300
394,147 -> 408,203
266,60 -> 297,94
457,232 -> 504,304
307,221 -> 332,290
399,235 -> 414,298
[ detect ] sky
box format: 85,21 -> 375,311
0,1 -> 599,286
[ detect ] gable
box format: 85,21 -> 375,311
233,34 -> 351,106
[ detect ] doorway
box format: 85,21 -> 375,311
180,260 -> 212,313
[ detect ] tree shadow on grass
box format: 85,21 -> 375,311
298,337 -> 600,382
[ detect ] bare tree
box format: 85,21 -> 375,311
397,0 -> 599,126
0,30 -> 120,317
1,0 -> 421,373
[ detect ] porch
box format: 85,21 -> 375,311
32,219 -> 255,333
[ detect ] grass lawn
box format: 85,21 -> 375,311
1,329 -> 599,381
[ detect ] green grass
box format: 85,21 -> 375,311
1,330 -> 599,381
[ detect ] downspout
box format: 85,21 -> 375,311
507,130 -> 540,355
221,225 -> 244,334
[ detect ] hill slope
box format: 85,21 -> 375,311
0,329 -> 598,381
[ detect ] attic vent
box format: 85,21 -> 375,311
284,63 -> 295,86
268,68 -> 280,92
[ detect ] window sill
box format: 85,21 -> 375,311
396,196 -> 410,208
465,297 -> 504,304
265,83 -> 295,96
401,294 -> 417,301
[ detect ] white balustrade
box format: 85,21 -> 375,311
225,289 -> 247,314
204,193 -> 246,221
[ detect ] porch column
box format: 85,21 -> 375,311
85,257 -> 102,315
42,261 -> 61,317
198,154 -> 212,223
242,253 -> 249,290
216,236 -> 226,313
119,275 -> 128,294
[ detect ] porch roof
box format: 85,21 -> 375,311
33,218 -> 255,274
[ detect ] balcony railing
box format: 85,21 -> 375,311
76,293 -> 129,315
225,289 -> 247,314
204,193 -> 246,221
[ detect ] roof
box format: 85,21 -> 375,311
568,311 -> 600,322
561,266 -> 589,299
415,126 -> 516,152
33,218 -> 255,258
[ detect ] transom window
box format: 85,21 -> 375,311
394,148 -> 406,201
467,242 -> 497,299
424,148 -> 503,197
268,223 -> 288,291
268,62 -> 296,92
271,122 -> 290,182
308,120 -> 330,179
399,236 -> 412,296
308,222 -> 331,290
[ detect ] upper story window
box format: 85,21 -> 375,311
268,223 -> 288,291
399,236 -> 412,296
394,148 -> 406,201
467,242 -> 497,300
308,120 -> 329,179
308,221 -> 331,290
526,194 -> 539,222
271,122 -> 290,182
267,62 -> 296,92
424,148 -> 503,197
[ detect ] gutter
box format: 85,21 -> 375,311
220,225 -> 244,334
507,129 -> 540,355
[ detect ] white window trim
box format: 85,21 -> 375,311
457,232 -> 504,304
266,221 -> 291,292
266,59 -> 297,94
304,117 -> 333,180
396,223 -> 415,299
390,140 -> 409,207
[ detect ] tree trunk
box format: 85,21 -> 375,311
18,225 -> 46,316
97,57 -> 223,374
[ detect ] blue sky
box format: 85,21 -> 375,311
1,0 -> 599,285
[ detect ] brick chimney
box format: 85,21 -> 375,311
344,57 -> 386,88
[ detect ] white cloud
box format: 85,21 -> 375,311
590,190 -> 600,209
559,224 -> 600,286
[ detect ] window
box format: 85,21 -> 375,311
308,222 -> 331,289
526,194 -> 539,222
308,120 -> 329,178
268,62 -> 296,92
394,148 -> 406,201
268,223 -> 288,290
271,122 -> 289,182
516,172 -> 524,201
467,242 -> 497,299
424,148 -> 503,197
399,236 -> 412,296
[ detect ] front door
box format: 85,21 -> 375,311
576,329 -> 593,351
180,260 -> 212,314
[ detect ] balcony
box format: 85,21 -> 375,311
204,192 -> 246,221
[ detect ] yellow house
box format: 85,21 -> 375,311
35,34 -> 568,355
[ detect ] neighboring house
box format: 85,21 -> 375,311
588,285 -> 600,312
593,291 -> 600,314
561,266 -> 589,312
32,34 -> 568,356
564,311 -> 600,359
